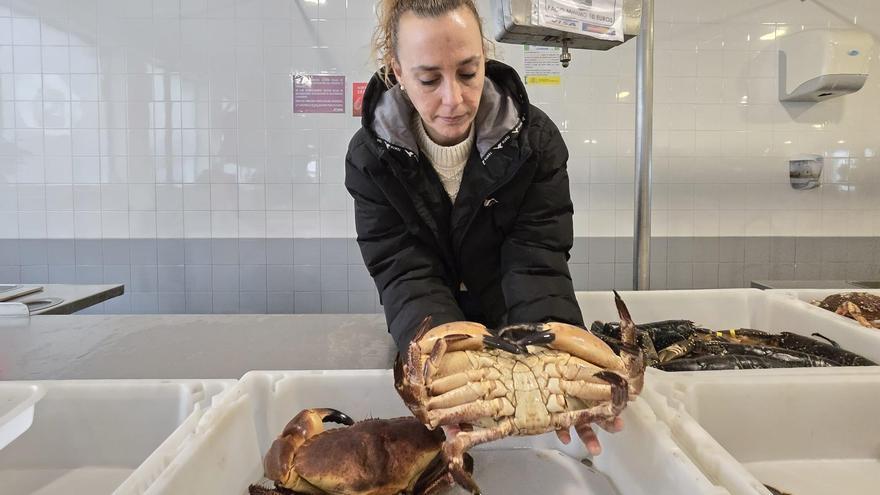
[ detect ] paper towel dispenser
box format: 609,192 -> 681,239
779,28 -> 874,102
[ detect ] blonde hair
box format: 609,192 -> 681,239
371,0 -> 488,87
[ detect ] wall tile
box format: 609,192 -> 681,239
18,239 -> 47,265
20,265 -> 49,283
131,265 -> 159,291
667,263 -> 694,289
268,292 -> 295,313
157,239 -> 185,265
158,265 -> 186,292
158,292 -> 187,313
211,239 -> 239,265
267,239 -> 294,265
718,263 -> 744,288
212,291 -> 239,314
240,265 -> 268,291
588,263 -> 614,290
239,238 -> 267,264
75,265 -> 104,284
294,238 -> 321,265
240,291 -> 268,314
322,291 -> 349,313
693,263 -> 719,289
295,291 -> 322,313
186,292 -> 213,313
75,240 -> 103,265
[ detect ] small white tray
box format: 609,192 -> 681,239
0,383 -> 46,450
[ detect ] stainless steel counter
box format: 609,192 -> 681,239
750,280 -> 878,290
0,314 -> 395,380
0,284 -> 124,314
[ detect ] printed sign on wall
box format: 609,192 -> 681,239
293,74 -> 346,114
523,45 -> 562,86
352,82 -> 368,117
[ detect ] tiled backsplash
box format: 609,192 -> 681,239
1,0 -> 879,313
1,0 -> 879,239
1,236 -> 878,314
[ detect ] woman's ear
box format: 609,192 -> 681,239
391,58 -> 403,86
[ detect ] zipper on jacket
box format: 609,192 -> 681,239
455,125 -> 529,254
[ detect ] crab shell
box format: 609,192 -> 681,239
263,411 -> 447,495
815,292 -> 880,329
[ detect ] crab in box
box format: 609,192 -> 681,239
395,291 -> 645,494
250,408 -> 473,495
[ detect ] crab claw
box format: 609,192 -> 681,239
496,322 -> 625,373
396,318 -> 522,425
613,290 -> 645,395
263,408 -> 354,489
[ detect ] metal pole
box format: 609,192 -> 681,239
633,0 -> 654,290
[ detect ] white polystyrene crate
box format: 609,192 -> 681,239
0,383 -> 45,451
576,289 -> 880,365
0,379 -> 234,495
142,370 -> 728,495
643,368 -> 880,495
766,288 -> 880,328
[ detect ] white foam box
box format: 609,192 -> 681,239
0,379 -> 233,495
643,368 -> 880,495
766,288 -> 880,329
142,370 -> 728,495
576,289 -> 880,365
0,383 -> 45,450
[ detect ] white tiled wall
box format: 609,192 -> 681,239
1,0 -> 879,240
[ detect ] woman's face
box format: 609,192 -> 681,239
392,7 -> 485,146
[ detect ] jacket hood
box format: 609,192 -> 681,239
360,59 -> 529,159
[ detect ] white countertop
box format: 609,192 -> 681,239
0,313 -> 394,380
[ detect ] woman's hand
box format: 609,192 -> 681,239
555,416 -> 624,455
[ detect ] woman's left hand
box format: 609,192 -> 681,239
555,416 -> 624,455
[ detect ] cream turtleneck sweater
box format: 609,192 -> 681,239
413,114 -> 475,203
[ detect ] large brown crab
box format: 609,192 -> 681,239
814,292 -> 880,329
395,291 -> 645,494
250,408 -> 473,495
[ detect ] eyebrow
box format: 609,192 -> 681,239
413,56 -> 481,72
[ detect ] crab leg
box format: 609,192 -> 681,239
425,397 -> 516,428
411,452 -> 474,495
429,367 -> 503,395
552,371 -> 629,430
427,380 -> 510,411
550,379 -> 614,402
543,358 -> 608,382
442,420 -> 517,495
837,301 -> 879,329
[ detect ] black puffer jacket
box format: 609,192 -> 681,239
345,60 -> 584,352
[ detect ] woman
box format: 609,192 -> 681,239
344,0 -> 622,455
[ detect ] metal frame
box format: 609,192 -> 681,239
633,0 -> 654,290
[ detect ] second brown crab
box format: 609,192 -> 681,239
814,292 -> 880,329
395,291 -> 645,494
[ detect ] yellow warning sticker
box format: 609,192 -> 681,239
525,75 -> 562,86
